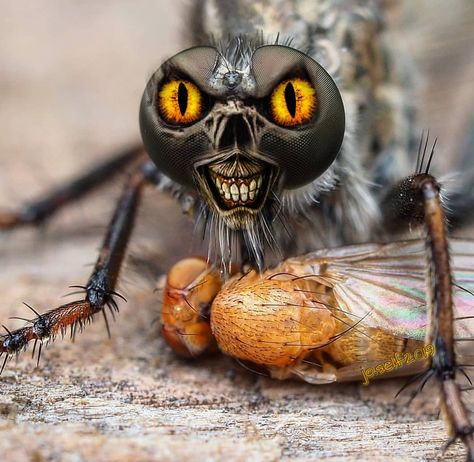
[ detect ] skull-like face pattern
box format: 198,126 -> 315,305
140,44 -> 344,266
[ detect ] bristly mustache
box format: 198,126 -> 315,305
194,195 -> 283,273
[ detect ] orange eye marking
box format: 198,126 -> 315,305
158,80 -> 203,124
270,78 -> 317,126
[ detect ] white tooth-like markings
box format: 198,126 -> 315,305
230,184 -> 239,201
222,182 -> 230,200
211,174 -> 262,204
240,184 -> 248,202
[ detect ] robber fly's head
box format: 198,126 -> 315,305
140,44 -> 344,231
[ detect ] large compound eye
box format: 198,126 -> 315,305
140,46 -> 219,188
251,45 -> 345,188
270,78 -> 317,127
158,80 -> 203,125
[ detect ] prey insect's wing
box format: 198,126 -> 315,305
212,238 -> 474,385
250,238 -> 474,384
284,239 -> 474,342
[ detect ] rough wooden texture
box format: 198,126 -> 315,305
0,1 -> 473,461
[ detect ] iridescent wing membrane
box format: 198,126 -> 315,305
211,239 -> 474,384
270,239 -> 474,383
285,239 -> 474,341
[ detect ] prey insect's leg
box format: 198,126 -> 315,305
0,160 -> 157,370
417,174 -> 474,459
0,144 -> 144,230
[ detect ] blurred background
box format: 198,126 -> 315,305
0,0 -> 197,279
0,0 -> 181,177
0,1 -> 473,460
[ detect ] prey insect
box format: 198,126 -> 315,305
1,0 -> 474,459
162,239 -> 474,386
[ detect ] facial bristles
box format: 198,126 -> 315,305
211,172 -> 263,206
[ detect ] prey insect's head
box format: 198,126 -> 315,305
140,44 -> 345,231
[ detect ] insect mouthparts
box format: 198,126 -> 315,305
210,170 -> 263,207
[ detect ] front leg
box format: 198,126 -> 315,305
0,160 -> 159,371
379,137 -> 474,457
417,173 -> 474,459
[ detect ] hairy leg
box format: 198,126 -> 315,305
416,173 -> 474,459
0,144 -> 144,229
381,141 -> 474,458
0,160 -> 160,371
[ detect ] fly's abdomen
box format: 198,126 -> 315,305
211,272 -> 338,368
210,268 -> 427,383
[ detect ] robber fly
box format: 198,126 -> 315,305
1,0 -> 474,459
